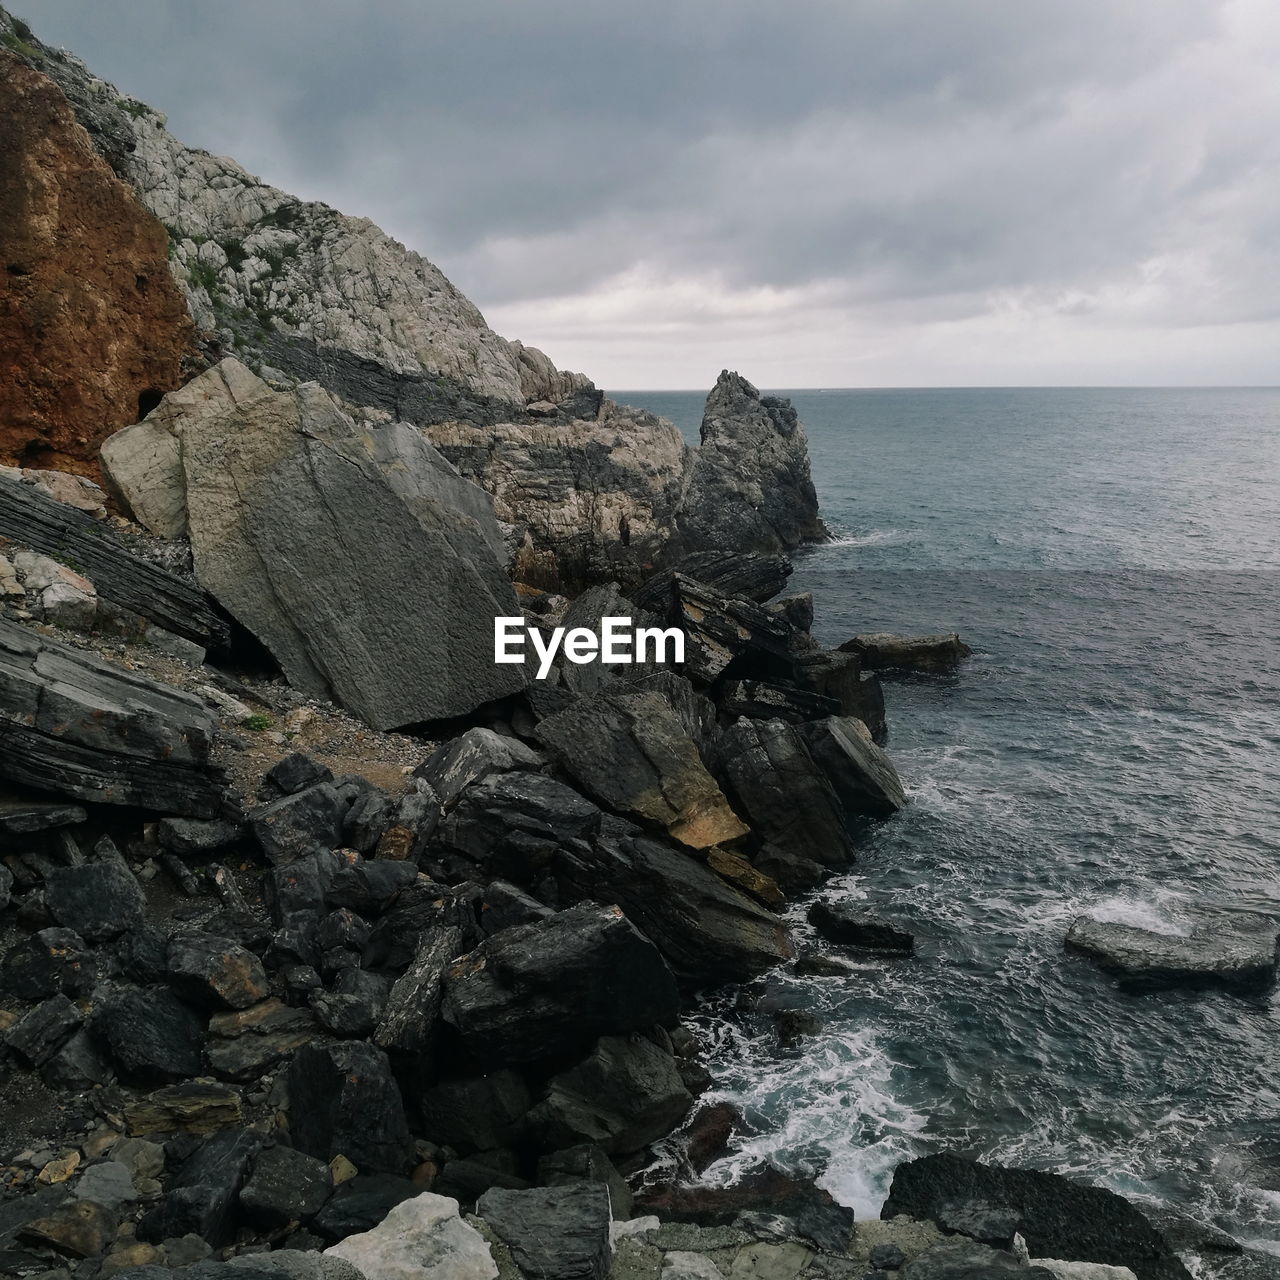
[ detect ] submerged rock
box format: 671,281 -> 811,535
1064,917 -> 1279,991
809,902 -> 915,953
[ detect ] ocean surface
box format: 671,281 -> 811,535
611,387 -> 1280,1253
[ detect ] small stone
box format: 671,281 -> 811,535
38,1152 -> 81,1184
329,1155 -> 357,1185
124,1082 -> 244,1135
240,1144 -> 333,1228
72,1161 -> 137,1210
20,1198 -> 117,1258
870,1243 -> 907,1270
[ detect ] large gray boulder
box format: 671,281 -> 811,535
798,715 -> 907,819
100,359 -> 526,729
679,371 -> 826,555
476,1183 -> 612,1280
1064,916 -> 1279,992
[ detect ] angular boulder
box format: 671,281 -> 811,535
535,691 -> 747,849
477,1182 -> 611,1280
440,903 -> 680,1066
415,727 -> 546,810
249,783 -> 347,867
324,1191 -> 498,1280
101,360 -> 527,729
798,715 -> 907,819
882,1154 -> 1191,1280
808,902 -> 914,953
91,986 -> 206,1081
1064,917 -> 1279,992
43,844 -> 145,942
633,550 -> 792,608
167,933 -> 271,1010
0,619 -> 224,816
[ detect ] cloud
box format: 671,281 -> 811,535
16,0 -> 1280,385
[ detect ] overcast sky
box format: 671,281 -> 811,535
17,0 -> 1280,388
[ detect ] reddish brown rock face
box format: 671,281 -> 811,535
0,53 -> 195,478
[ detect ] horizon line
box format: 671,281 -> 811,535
606,383 -> 1280,393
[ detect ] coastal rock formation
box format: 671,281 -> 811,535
101,359 -> 525,728
1064,916 -> 1279,992
679,371 -> 827,554
0,51 -> 194,478
839,632 -> 973,673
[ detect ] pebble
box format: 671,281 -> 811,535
37,1151 -> 81,1183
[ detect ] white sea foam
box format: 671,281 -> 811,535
822,527 -> 909,549
1084,893 -> 1193,936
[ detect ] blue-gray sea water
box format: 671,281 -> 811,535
613,387 -> 1280,1251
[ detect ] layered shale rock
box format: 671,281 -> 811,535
0,50 -> 194,478
101,359 -> 526,728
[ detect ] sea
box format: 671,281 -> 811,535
610,387 -> 1280,1254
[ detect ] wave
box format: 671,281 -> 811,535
822,526 -> 910,549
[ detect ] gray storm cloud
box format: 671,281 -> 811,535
16,0 -> 1280,386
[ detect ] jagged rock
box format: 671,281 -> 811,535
374,779 -> 441,862
808,902 -> 914,952
91,986 -> 206,1081
0,475 -> 226,649
42,1026 -> 114,1089
325,1191 -> 499,1280
838,633 -> 972,673
373,926 -> 461,1059
264,752 -> 335,797
1064,917 -> 1279,992
538,1145 -> 633,1219
288,1041 -> 412,1175
72,1161 -> 138,1211
4,992 -> 81,1066
167,933 -> 270,1009
239,1144 -> 333,1228
477,880 -> 553,936
0,620 -> 224,816
477,1183 -> 612,1280
418,1071 -> 533,1154
417,728 -> 547,810
625,671 -> 719,757
719,679 -> 840,724
326,853 -> 418,915
2,927 -> 96,998
0,791 -> 87,835
123,1082 -> 244,1135
535,691 -> 747,849
882,1154 -> 1190,1280
555,819 -> 792,986
900,1239 -> 1054,1279
634,552 -> 792,608
44,846 -> 145,942
345,788 -> 395,855
102,360 -> 527,728
440,903 -> 680,1066
713,718 -> 853,892
679,372 -> 826,555
793,651 -> 887,740
313,1175 -> 420,1243
137,1127 -> 262,1247
798,715 -> 907,819
227,1252 -> 365,1280
18,1197 -> 118,1258
705,847 -> 785,910
158,818 -> 244,858
529,1033 -> 694,1156
310,991 -> 379,1038
433,1154 -> 529,1203
250,784 -> 348,867
0,52 -> 193,477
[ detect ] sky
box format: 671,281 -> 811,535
15,0 -> 1280,388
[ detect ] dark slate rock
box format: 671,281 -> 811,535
528,1033 -> 694,1156
478,879 -> 553,936
116,925 -> 172,984
0,863 -> 11,912
809,902 -> 915,953
1065,916 -> 1280,992
239,1144 -> 332,1228
158,818 -> 244,858
537,1144 -> 633,1219
554,817 -> 792,987
713,717 -> 853,893
137,1127 -> 262,1247
4,992 -> 82,1066
2,926 -> 95,998
250,785 -> 347,867
342,787 -> 393,854
0,792 -> 87,835
0,619 -> 224,816
41,1027 -> 114,1089
325,854 -> 417,916
882,1153 -> 1192,1280
793,650 -> 888,741
418,1069 -> 533,1153
799,715 -> 907,819
287,1041 -> 412,1174
899,1239 -> 1053,1279
440,903 -> 679,1066
634,550 -> 792,607
477,1182 -> 612,1280
433,1155 -> 530,1203
264,753 -> 334,798
266,850 -> 343,929
91,986 -> 206,1080
870,1242 -> 908,1270
718,679 -> 840,724
167,933 -> 270,1010
310,1175 -> 416,1241
416,727 -> 547,810
373,925 -> 461,1059
314,908 -> 371,953
44,856 -> 145,943
625,671 -> 719,757
838,632 -> 973,673
310,991 -> 378,1038
206,998 -> 317,1082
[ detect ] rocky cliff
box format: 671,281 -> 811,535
0,49 -> 195,477
0,5 -> 825,587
